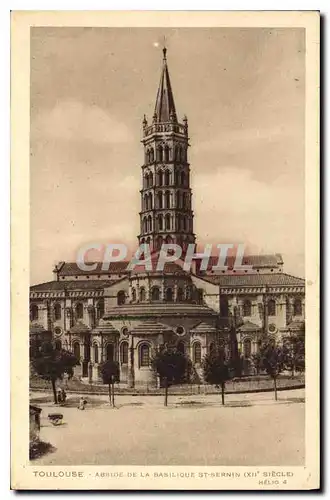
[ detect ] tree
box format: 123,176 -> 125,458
251,351 -> 263,375
32,341 -> 79,404
99,360 -> 120,407
151,346 -> 190,406
283,329 -> 305,377
259,341 -> 287,401
202,350 -> 231,405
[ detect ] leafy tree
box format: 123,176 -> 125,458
31,341 -> 79,404
251,351 -> 263,375
151,346 -> 190,406
99,360 -> 120,407
283,329 -> 305,377
202,350 -> 231,405
259,341 -> 287,401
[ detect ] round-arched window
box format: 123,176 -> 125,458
139,344 -> 150,367
120,341 -> 129,365
193,342 -> 202,364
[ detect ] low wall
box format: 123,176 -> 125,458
30,374 -> 305,396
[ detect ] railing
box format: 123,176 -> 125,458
144,123 -> 187,137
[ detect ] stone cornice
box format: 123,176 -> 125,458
220,285 -> 305,295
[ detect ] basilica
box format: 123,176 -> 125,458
30,48 -> 305,386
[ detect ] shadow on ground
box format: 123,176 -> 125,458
175,400 -> 253,408
30,441 -> 56,460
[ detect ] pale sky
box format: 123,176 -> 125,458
30,27 -> 305,285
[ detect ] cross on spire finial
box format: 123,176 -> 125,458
162,35 -> 167,60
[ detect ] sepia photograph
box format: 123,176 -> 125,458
11,11 -> 319,490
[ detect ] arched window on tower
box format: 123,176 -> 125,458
293,298 -> 302,316
157,236 -> 163,250
176,191 -> 181,208
180,171 -> 185,186
164,145 -> 169,162
164,170 -> 170,186
144,194 -> 148,210
181,147 -> 186,163
175,145 -> 180,162
149,192 -> 153,210
165,213 -> 171,230
157,191 -> 163,209
150,149 -> 154,163
268,299 -> 276,316
149,172 -> 153,187
158,214 -> 163,231
177,214 -> 182,231
54,303 -> 61,321
182,192 -> 187,209
183,217 -> 187,231
157,145 -> 163,162
243,300 -> 252,317
148,215 -> 152,232
165,191 -> 170,209
158,170 -> 163,186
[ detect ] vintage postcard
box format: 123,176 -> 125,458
11,11 -> 320,490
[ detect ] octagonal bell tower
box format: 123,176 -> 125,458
138,47 -> 196,254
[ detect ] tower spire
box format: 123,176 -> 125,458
154,48 -> 177,123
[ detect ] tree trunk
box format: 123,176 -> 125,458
51,378 -> 57,404
111,377 -> 115,408
108,383 -> 112,406
273,376 -> 278,401
221,382 -> 225,405
164,378 -> 168,407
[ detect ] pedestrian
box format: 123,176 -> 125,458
78,396 -> 87,410
57,388 -> 63,404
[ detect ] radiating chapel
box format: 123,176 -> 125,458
30,48 -> 305,386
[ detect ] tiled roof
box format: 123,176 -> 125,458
190,322 -> 217,334
30,279 -> 123,292
92,321 -> 119,335
238,321 -> 261,332
287,320 -> 305,331
200,273 -> 304,288
55,261 -> 128,276
30,323 -> 48,334
104,302 -> 218,319
54,259 -> 187,277
131,319 -> 173,335
70,321 -> 91,334
205,253 -> 283,270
